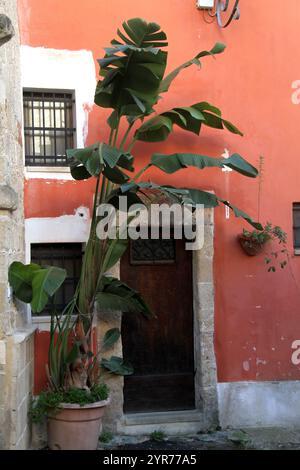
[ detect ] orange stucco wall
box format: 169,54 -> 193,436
19,0 -> 300,383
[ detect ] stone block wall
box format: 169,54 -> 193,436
0,0 -> 31,450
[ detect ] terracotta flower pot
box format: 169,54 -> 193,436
238,235 -> 265,256
47,398 -> 110,450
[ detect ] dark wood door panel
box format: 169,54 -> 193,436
124,374 -> 195,413
121,237 -> 195,413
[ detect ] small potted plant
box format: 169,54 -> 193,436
238,222 -> 287,257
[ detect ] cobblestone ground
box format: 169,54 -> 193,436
99,429 -> 300,451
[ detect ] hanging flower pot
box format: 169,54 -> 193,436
238,223 -> 287,257
238,234 -> 265,256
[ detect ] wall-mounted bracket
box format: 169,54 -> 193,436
197,0 -> 240,28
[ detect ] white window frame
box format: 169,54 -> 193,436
25,207 -> 90,330
20,46 -> 96,179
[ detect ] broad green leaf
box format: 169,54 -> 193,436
102,328 -> 121,351
159,43 -> 226,94
102,237 -> 129,273
118,181 -> 261,230
8,262 -> 40,303
151,152 -> 258,178
185,189 -> 219,207
107,110 -> 119,130
67,143 -> 134,180
223,153 -> 258,178
193,102 -> 243,136
31,266 -> 67,313
220,199 -> 263,230
108,190 -> 144,210
135,102 -> 241,142
98,276 -> 153,318
66,343 -> 79,364
9,262 -> 66,314
185,189 -> 262,229
95,18 -> 168,117
135,115 -> 173,142
101,356 -> 134,375
103,165 -> 129,184
97,292 -> 146,313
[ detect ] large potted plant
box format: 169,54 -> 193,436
8,17 -> 262,450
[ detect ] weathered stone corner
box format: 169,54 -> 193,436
0,15 -> 14,47
0,184 -> 18,211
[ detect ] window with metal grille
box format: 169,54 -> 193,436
293,203 -> 300,253
23,90 -> 75,166
31,243 -> 83,314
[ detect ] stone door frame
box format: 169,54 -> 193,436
97,208 -> 218,434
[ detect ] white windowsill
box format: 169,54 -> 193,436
25,166 -> 73,180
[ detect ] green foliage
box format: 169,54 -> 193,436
97,276 -> 153,317
99,431 -> 113,443
95,18 -> 168,117
150,430 -> 166,442
159,43 -> 226,94
8,262 -> 66,313
101,356 -> 134,375
30,383 -> 109,423
10,17 -> 264,406
47,306 -> 76,391
151,152 -> 257,178
135,102 -> 243,142
241,223 -> 288,272
67,143 -> 134,181
242,223 -> 287,246
102,328 -> 121,351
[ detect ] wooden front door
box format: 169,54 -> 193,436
121,236 -> 195,413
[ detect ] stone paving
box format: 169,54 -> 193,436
99,428 -> 300,451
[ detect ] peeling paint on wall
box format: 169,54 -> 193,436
20,45 -> 96,158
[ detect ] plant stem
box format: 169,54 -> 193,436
127,136 -> 138,153
112,117 -> 121,147
119,121 -> 135,150
133,163 -> 152,182
91,175 -> 100,232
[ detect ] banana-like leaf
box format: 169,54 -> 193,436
31,267 -> 67,313
115,181 -> 262,230
184,188 -> 263,230
8,262 -> 40,303
95,18 -> 168,117
151,152 -> 258,178
102,328 -> 121,351
135,102 -> 242,142
103,165 -> 129,184
159,43 -> 226,94
193,102 -> 243,136
101,356 -> 134,375
9,262 -> 66,313
97,276 -> 153,318
101,237 -> 129,273
67,143 -> 134,180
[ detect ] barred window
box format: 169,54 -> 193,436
293,203 -> 300,253
31,243 -> 83,314
23,90 -> 75,167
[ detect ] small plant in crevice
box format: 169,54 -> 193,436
150,430 -> 166,442
228,429 -> 250,449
